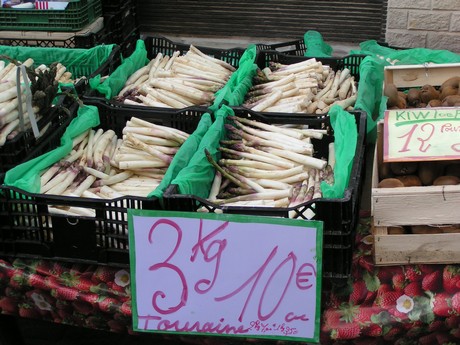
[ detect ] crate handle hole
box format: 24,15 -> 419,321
67,218 -> 79,226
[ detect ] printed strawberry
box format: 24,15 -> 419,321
98,296 -> 118,313
80,292 -> 99,305
419,264 -> 441,275
382,325 -> 403,341
31,260 -> 52,275
376,267 -> 394,283
443,265 -> 460,294
45,276 -> 61,290
432,292 -> 453,317
330,322 -> 361,340
376,291 -> 403,309
0,296 -> 18,314
61,272 -> 94,292
422,270 -> 442,292
361,323 -> 382,337
28,273 -> 48,290
92,267 -> 116,284
452,291 -> 460,315
392,273 -> 406,291
362,290 -> 377,306
403,281 -> 423,297
404,266 -> 422,282
349,281 -> 368,305
120,300 -> 132,317
446,315 -> 460,329
18,303 -> 39,319
353,306 -> 378,325
358,256 -> 374,272
51,286 -> 79,301
9,269 -> 26,289
50,262 -> 66,276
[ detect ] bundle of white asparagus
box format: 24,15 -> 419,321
244,58 -> 357,115
0,58 -> 72,146
38,116 -> 189,217
116,45 -> 236,108
202,116 -> 335,218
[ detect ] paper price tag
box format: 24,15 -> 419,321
128,210 -> 323,343
383,108 -> 460,162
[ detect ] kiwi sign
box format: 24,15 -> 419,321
384,107 -> 460,162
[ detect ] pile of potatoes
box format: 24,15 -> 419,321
378,160 -> 460,234
385,76 -> 460,109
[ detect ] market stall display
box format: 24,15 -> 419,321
0,101 -> 209,265
163,105 -> 366,284
0,26 -> 460,344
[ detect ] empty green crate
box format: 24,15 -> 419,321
0,0 -> 102,32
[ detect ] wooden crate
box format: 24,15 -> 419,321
383,62 -> 460,91
371,121 -> 460,266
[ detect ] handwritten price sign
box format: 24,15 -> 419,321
128,210 -> 323,343
384,107 -> 460,162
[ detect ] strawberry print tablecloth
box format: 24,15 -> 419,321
1,214 -> 460,344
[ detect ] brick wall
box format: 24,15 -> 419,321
386,0 -> 460,52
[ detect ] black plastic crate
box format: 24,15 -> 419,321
0,102 -> 209,266
0,0 -> 102,32
145,35 -> 247,68
83,35 -> 245,111
118,26 -> 141,58
256,50 -> 366,82
163,108 -> 367,283
255,39 -> 306,55
0,98 -> 76,174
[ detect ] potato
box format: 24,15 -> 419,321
387,226 -> 406,235
420,84 -> 440,104
378,178 -> 405,188
407,88 -> 421,107
442,95 -> 460,107
396,175 -> 422,187
440,76 -> 460,90
440,85 -> 458,100
384,83 -> 399,108
427,99 -> 443,108
390,161 -> 418,176
433,175 -> 460,185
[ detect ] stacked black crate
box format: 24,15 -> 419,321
102,0 -> 140,56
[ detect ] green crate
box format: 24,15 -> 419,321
0,0 -> 102,32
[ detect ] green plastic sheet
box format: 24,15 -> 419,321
89,40 -> 148,100
209,44 -> 258,111
304,30 -> 333,58
149,113 -> 213,200
352,40 -> 460,143
0,44 -> 115,80
172,104 -> 356,201
321,105 -> 358,198
171,106 -> 231,198
4,105 -> 100,193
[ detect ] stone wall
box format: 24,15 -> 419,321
386,0 -> 460,52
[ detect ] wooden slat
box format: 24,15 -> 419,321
374,232 -> 460,266
137,0 -> 387,43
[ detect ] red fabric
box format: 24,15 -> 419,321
1,215 -> 459,344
